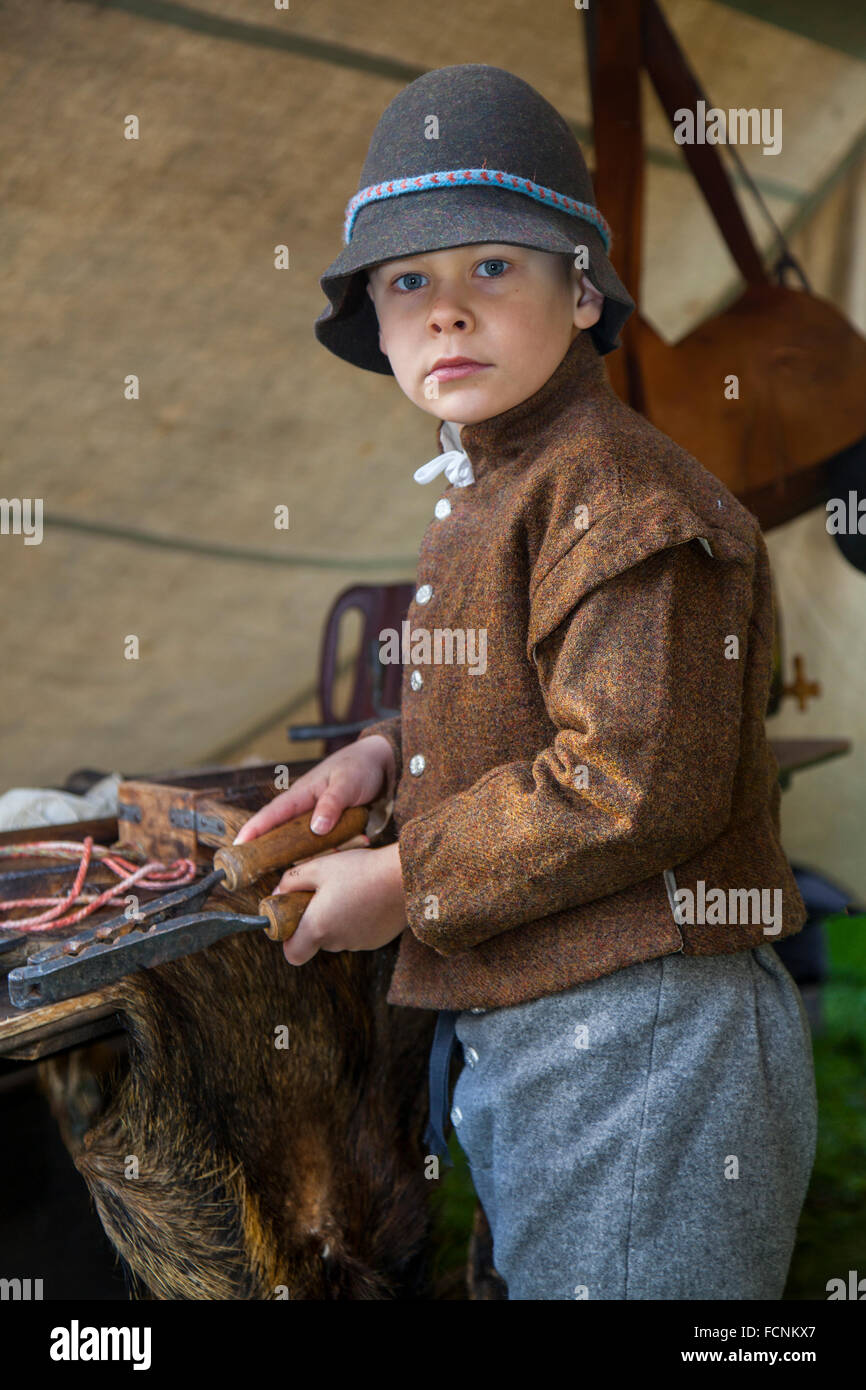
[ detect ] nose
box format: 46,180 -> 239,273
427,293 -> 475,335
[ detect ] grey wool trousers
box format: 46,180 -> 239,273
451,944 -> 817,1300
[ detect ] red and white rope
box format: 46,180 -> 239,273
0,837 -> 198,931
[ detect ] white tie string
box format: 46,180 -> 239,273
413,449 -> 475,488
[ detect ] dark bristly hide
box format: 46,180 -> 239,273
36,785 -> 442,1299
40,922 -> 437,1299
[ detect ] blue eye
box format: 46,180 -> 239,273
393,272 -> 429,292
391,259 -> 510,291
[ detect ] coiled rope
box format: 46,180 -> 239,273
0,838 -> 198,931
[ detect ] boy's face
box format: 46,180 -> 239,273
365,243 -> 603,426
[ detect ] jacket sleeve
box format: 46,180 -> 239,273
397,537 -> 754,956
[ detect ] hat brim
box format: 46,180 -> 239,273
314,185 -> 635,373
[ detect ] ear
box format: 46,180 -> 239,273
574,271 -> 603,330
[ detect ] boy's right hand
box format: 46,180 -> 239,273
232,735 -> 396,846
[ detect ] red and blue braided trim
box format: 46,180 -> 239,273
343,168 -> 612,250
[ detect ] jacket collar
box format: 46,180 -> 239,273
433,329 -> 610,483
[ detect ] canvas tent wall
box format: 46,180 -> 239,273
1,0 -> 864,895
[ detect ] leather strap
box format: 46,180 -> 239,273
584,0 -> 645,408
584,0 -> 772,408
641,0 -> 768,286
423,1009 -> 459,1169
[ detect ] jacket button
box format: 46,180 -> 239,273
469,1006 -> 486,1014
450,1106 -> 462,1126
409,754 -> 426,776
410,669 -> 423,691
415,583 -> 433,604
464,1046 -> 479,1068
434,497 -> 452,519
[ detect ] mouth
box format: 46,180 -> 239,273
426,357 -> 491,382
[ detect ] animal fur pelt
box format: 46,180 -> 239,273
38,874 -> 440,1299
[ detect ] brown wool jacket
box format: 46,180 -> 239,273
359,328 -> 806,1011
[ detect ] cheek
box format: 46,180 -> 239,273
375,297 -> 414,341
512,288 -> 571,333
503,304 -> 555,349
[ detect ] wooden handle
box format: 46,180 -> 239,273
212,805 -> 369,891
260,892 -> 313,942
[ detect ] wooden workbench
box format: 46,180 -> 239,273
0,759 -> 318,1060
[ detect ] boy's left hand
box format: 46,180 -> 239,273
272,841 -> 407,966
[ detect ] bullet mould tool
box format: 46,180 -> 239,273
6,798 -> 372,1010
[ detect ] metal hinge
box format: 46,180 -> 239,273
168,808 -> 228,837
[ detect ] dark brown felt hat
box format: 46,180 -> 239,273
314,64 -> 635,374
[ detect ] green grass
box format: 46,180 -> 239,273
428,916 -> 866,1300
428,1140 -> 477,1298
785,913 -> 866,1300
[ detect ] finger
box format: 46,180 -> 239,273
234,792 -> 314,844
308,780 -> 366,836
273,862 -> 319,895
279,906 -> 320,966
282,932 -> 318,967
332,833 -> 370,852
233,778 -> 324,844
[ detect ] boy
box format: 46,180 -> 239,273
237,64 -> 817,1300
